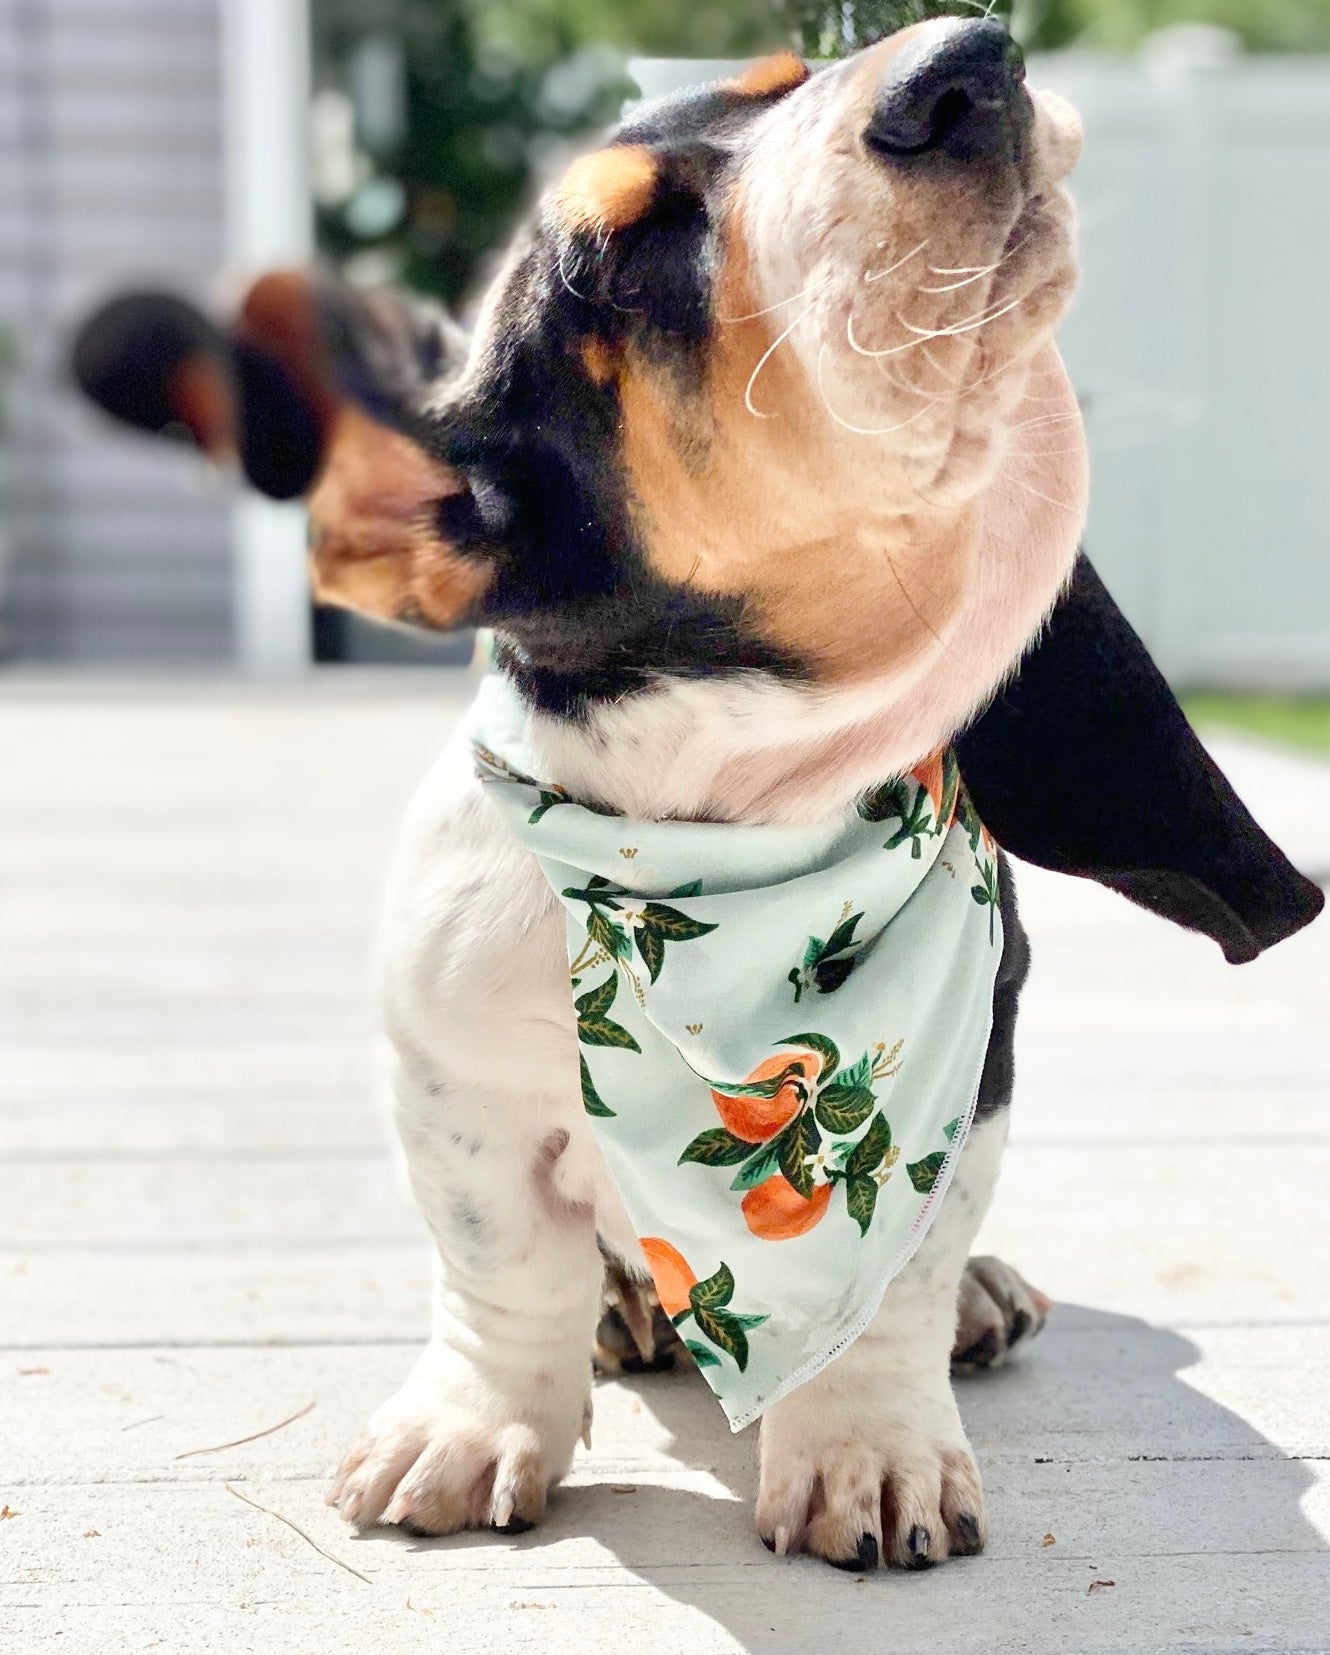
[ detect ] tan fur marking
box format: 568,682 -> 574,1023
618,219 -> 975,683
726,51 -> 810,99
168,356 -> 235,455
307,406 -> 491,628
237,270 -> 337,437
581,337 -> 618,386
554,145 -> 659,235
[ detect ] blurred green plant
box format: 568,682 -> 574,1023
1184,696 -> 1330,757
311,0 -> 1330,305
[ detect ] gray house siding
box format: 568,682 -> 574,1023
0,0 -> 233,664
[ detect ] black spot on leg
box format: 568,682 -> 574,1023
445,1191 -> 490,1243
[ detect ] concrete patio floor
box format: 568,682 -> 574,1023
2,676 -> 1328,1654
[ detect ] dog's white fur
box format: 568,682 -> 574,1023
329,24 -> 1089,1562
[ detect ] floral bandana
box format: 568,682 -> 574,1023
469,674 -> 1003,1430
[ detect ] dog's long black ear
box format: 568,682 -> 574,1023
955,555 -> 1324,964
72,272 -> 493,631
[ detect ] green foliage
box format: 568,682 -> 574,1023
1183,695 -> 1330,756
311,0 -> 1330,305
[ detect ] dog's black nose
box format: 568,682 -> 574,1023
865,20 -> 1029,163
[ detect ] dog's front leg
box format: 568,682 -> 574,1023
329,758 -> 605,1537
756,1110 -> 1007,1570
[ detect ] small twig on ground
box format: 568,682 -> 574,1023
223,1482 -> 371,1586
175,1400 -> 315,1460
121,1413 -> 165,1432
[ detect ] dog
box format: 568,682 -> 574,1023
74,17 -> 1322,1571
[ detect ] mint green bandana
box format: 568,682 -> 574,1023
469,674 -> 1003,1430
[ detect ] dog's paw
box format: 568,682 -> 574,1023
951,1254 -> 1051,1372
594,1260 -> 686,1375
756,1383 -> 986,1570
327,1344 -> 589,1537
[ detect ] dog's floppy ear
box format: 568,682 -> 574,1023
71,272 -> 493,631
955,555 -> 1324,963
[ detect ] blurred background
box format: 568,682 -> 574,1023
0,0 -> 1327,731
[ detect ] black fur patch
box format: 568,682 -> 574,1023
956,556 -> 1325,960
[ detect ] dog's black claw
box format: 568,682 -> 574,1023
400,1519 -> 435,1538
907,1524 -> 935,1569
829,1532 -> 879,1572
955,1513 -> 983,1554
1008,1307 -> 1031,1345
495,1514 -> 535,1535
761,1532 -> 776,1553
952,1327 -> 1001,1369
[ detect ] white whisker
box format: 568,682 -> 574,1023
1006,411 -> 1082,431
1008,475 -> 1083,515
921,343 -> 962,385
744,295 -> 822,419
919,235 -> 1027,294
863,238 -> 931,286
873,347 -> 950,400
847,288 -> 1027,359
815,343 -> 946,437
719,271 -> 831,325
897,290 -> 1029,339
558,248 -> 593,303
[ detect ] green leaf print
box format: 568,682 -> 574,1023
907,1150 -> 949,1194
845,1173 -> 880,1238
778,1111 -> 823,1198
971,856 -> 1000,945
815,1079 -> 875,1135
679,1127 -> 756,1168
729,1138 -> 783,1193
669,880 -> 704,899
777,1032 -> 841,1079
705,1063 -> 809,1102
684,1339 -> 721,1368
846,1111 -> 893,1177
857,779 -> 911,824
822,912 -> 862,961
528,789 -> 569,825
788,910 -> 866,1003
689,1262 -> 736,1310
692,1305 -> 750,1371
943,1116 -> 961,1142
634,924 -> 666,983
587,907 -> 631,961
639,903 -> 718,942
574,973 -> 641,1052
886,789 -> 935,858
579,1055 -> 615,1118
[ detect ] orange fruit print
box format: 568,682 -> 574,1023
710,1049 -> 821,1144
639,1235 -> 697,1318
741,1173 -> 832,1240
911,752 -> 946,819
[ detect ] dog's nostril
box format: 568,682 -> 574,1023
865,19 -> 1028,164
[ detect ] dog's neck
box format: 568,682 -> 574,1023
518,466 -> 1081,828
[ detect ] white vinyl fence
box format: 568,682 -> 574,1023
1036,48 -> 1330,690
636,49 -> 1330,691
